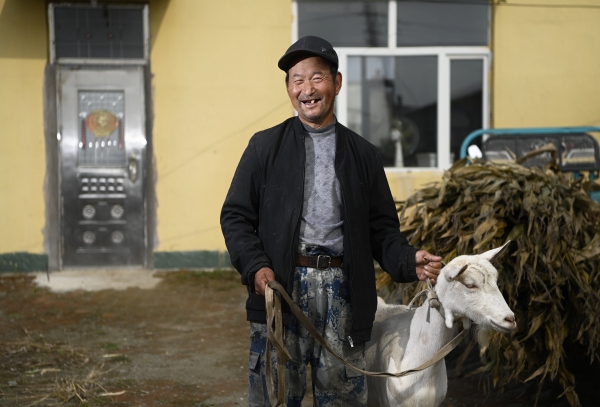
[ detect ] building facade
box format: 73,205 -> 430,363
1,0 -> 599,271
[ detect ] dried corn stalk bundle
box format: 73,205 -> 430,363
385,148 -> 600,406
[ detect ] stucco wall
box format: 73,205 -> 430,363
0,0 -> 47,254
493,0 -> 600,129
385,169 -> 444,203
151,0 -> 292,252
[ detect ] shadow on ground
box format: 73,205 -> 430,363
0,270 -> 596,406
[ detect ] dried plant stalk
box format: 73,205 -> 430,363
1,337 -> 115,406
387,150 -> 600,407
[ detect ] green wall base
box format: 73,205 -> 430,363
0,251 -> 232,272
152,250 -> 232,270
0,252 -> 48,272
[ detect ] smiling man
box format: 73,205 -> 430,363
285,55 -> 341,128
221,36 -> 442,406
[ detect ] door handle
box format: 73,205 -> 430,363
128,156 -> 138,182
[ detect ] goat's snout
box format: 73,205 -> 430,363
504,315 -> 516,330
489,313 -> 517,333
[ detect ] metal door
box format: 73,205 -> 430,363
57,67 -> 146,268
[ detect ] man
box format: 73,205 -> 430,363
220,36 -> 442,407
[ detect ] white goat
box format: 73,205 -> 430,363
365,242 -> 517,407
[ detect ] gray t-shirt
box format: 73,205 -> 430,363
300,121 -> 344,255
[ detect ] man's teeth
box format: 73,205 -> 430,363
304,100 -> 317,104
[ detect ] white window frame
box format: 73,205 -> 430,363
292,0 -> 491,171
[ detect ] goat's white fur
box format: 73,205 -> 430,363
365,242 -> 516,407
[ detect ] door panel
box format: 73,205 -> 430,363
58,67 -> 146,268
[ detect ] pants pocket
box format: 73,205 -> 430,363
344,344 -> 366,380
248,350 -> 261,373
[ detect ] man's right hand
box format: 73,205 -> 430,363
254,267 -> 275,296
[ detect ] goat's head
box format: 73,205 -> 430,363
435,241 -> 516,335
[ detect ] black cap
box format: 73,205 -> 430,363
278,36 -> 338,72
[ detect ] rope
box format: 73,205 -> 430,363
264,280 -> 467,404
407,280 -> 442,310
265,283 -> 290,406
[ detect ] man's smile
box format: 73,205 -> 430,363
300,98 -> 321,106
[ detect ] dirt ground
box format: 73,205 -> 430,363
0,270 -> 595,407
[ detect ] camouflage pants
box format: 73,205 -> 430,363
248,247 -> 367,407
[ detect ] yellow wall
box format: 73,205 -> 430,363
0,0 -> 47,253
493,0 -> 600,129
151,0 -> 292,251
385,170 -> 444,203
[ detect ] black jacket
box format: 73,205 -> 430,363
220,117 -> 417,345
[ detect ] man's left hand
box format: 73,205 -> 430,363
415,250 -> 443,284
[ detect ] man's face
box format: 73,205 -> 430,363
286,56 -> 342,128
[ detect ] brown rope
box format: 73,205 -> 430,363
264,280 -> 467,404
265,284 -> 290,406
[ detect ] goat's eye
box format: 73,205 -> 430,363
465,284 -> 478,289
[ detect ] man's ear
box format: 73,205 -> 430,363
335,72 -> 342,95
479,241 -> 511,263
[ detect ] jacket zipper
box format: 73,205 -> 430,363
335,135 -> 355,347
288,132 -> 306,293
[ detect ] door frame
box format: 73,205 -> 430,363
44,3 -> 155,270
44,64 -> 156,271
56,67 -> 148,269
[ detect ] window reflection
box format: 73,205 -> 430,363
298,1 -> 388,47
397,0 -> 489,46
347,56 -> 438,167
450,59 -> 483,162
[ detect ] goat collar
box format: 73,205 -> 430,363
426,287 -> 447,321
408,279 -> 465,326
407,279 -> 441,310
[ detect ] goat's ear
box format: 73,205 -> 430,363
479,240 -> 511,263
445,264 -> 468,281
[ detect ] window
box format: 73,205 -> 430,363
295,0 -> 490,169
298,1 -> 389,47
50,4 -> 148,63
451,59 -> 484,162
347,56 -> 438,167
78,91 -> 126,167
397,0 -> 490,46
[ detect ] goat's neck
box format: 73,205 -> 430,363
415,302 -> 455,335
407,301 -> 460,363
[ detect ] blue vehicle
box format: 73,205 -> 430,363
460,127 -> 600,202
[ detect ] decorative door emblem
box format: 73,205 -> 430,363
86,109 -> 118,137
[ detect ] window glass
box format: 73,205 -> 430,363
54,6 -> 145,60
450,59 -> 483,162
298,1 -> 388,47
347,56 -> 438,167
397,0 -> 489,46
78,91 -> 126,167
